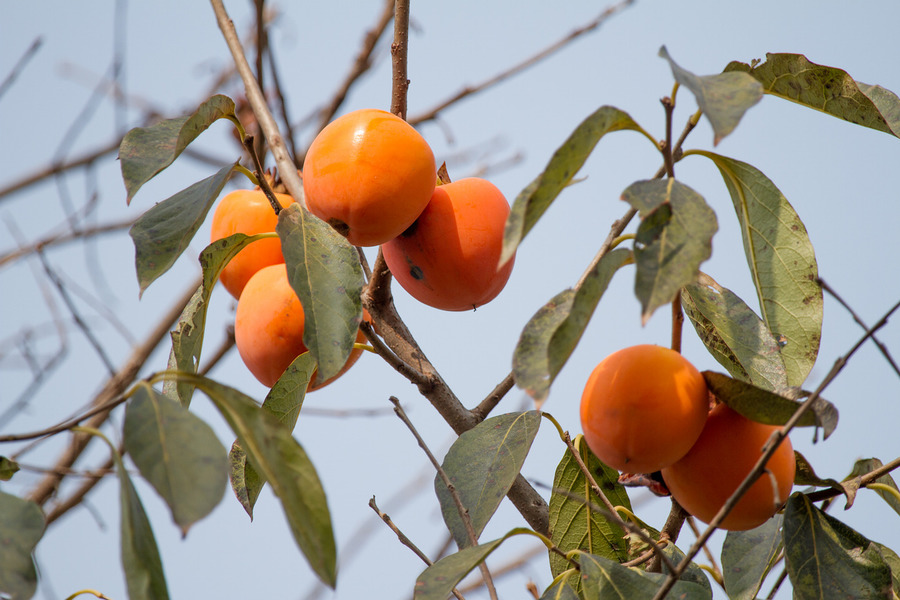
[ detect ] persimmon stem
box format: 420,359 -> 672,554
671,294 -> 684,353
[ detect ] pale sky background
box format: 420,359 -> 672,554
2,2 -> 900,599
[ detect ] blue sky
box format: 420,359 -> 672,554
2,2 -> 900,599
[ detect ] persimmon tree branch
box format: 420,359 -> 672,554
390,0 -> 410,120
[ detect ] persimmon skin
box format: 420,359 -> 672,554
209,189 -> 295,299
234,264 -> 365,389
303,108 -> 436,247
661,403 -> 795,531
579,345 -> 709,474
382,177 -> 515,311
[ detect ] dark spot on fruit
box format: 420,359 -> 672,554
409,265 -> 424,280
400,219 -> 419,237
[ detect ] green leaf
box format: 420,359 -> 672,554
659,46 -> 763,145
229,352 -> 316,519
119,94 -> 237,203
682,272 -> 787,392
784,493 -> 893,600
622,179 -> 717,325
726,54 -> 900,138
847,458 -> 900,517
169,372 -> 336,587
413,529 -> 530,600
129,162 -> 237,296
0,491 -> 44,600
0,456 -> 20,481
276,203 -> 364,384
539,579 -> 580,600
692,152 -> 822,386
721,515 -> 784,600
549,435 -> 632,589
874,543 -> 900,596
436,411 -> 541,548
163,232 -> 271,407
501,106 -> 650,265
123,385 -> 228,536
703,371 -> 838,439
513,248 -> 631,404
578,552 -> 710,600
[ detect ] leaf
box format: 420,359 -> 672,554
659,46 -> 763,145
123,385 -> 228,536
169,372 -> 336,587
78,427 -> 170,600
874,543 -> 900,595
703,371 -> 838,439
621,179 -> 717,325
578,552 -> 710,600
501,106 -> 649,265
513,248 -> 631,404
682,272 -> 788,392
726,54 -> 900,139
794,451 -> 848,500
229,353 -> 316,519
413,529 -> 529,600
436,411 -> 541,548
0,491 -> 44,600
847,458 -> 900,517
276,203 -> 364,384
119,94 -> 237,203
721,514 -> 784,600
692,152 -> 822,386
784,493 -> 893,600
0,456 -> 20,481
549,434 -> 632,587
539,579 -> 580,600
129,162 -> 237,296
163,232 -> 270,407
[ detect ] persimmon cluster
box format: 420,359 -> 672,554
579,344 -> 795,530
210,108 -> 515,388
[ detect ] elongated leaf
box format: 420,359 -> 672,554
163,232 -> 271,407
501,106 -> 649,265
0,456 -> 19,481
0,491 -> 44,600
120,94 -> 237,203
130,162 -> 237,296
659,46 -> 762,145
622,179 -> 717,324
81,428 -> 170,600
703,371 -> 837,439
784,493 -> 893,600
277,203 -> 364,384
682,272 -> 787,392
847,458 -> 900,517
171,372 -> 336,587
123,385 -> 227,536
513,248 -> 631,404
693,152 -> 822,386
437,411 -> 541,548
721,515 -> 784,600
229,352 -> 316,519
549,435 -> 631,588
726,54 -> 900,138
579,552 -> 710,600
414,529 -> 530,600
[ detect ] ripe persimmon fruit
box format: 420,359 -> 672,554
661,403 -> 795,531
209,189 -> 295,299
303,108 -> 436,247
234,264 -> 366,389
382,177 -> 515,311
579,344 -> 709,474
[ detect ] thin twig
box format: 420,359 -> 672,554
471,372 -> 515,422
390,0 -> 410,119
389,397 -> 499,600
0,37 -> 43,101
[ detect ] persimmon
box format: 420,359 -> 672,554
302,108 -> 436,247
381,177 -> 515,311
209,189 -> 295,299
234,264 -> 366,389
661,403 -> 795,531
579,344 -> 709,474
